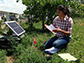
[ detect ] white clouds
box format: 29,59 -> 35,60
0,0 -> 26,14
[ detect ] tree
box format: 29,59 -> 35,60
16,0 -> 84,30
22,0 -> 67,30
80,0 -> 84,4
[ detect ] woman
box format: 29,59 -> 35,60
43,5 -> 73,55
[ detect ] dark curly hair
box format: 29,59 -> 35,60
57,5 -> 71,17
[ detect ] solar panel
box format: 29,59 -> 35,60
5,21 -> 25,36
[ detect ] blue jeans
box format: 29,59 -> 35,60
44,36 -> 71,49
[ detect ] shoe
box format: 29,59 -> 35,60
44,50 -> 53,55
44,47 -> 61,54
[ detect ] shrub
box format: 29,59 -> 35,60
0,50 -> 7,63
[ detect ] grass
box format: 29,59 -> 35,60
0,17 -> 84,63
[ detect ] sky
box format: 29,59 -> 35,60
0,0 -> 26,14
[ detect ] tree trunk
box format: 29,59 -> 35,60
42,18 -> 44,30
41,15 -> 45,30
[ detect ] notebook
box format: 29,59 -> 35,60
58,53 -> 77,61
45,24 -> 56,34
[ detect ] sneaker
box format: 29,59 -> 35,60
44,47 -> 61,54
44,50 -> 54,55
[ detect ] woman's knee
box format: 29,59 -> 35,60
53,41 -> 60,48
52,39 -> 67,48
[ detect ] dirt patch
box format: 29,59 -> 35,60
6,56 -> 14,63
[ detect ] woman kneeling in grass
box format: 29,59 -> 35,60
43,4 -> 73,59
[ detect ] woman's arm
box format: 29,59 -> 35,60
52,26 -> 70,36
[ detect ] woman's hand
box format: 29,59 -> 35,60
45,24 -> 48,27
52,26 -> 61,33
52,26 -> 70,36
44,24 -> 48,29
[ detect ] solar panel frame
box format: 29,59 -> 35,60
5,21 -> 25,36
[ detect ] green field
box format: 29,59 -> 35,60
0,18 -> 84,63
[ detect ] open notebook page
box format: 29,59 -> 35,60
58,53 -> 77,61
46,24 -> 56,34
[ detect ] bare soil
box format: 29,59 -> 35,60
6,56 -> 14,63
